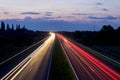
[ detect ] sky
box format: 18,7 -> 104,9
0,0 -> 120,31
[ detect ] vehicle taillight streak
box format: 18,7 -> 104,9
57,34 -> 120,80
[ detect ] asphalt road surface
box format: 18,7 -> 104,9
1,32 -> 55,80
57,34 -> 120,80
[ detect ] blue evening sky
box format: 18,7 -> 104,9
0,0 -> 120,31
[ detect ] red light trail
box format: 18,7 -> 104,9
57,34 -> 120,80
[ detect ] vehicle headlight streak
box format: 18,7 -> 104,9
1,33 -> 55,80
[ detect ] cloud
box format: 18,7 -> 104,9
55,16 -> 62,18
23,16 -> 52,21
45,12 -> 53,14
44,12 -> 53,16
3,12 -> 9,14
67,16 -> 75,18
96,2 -> 103,5
89,16 -> 117,20
102,8 -> 109,11
1,16 -> 119,31
72,13 -> 92,16
0,12 -> 9,14
45,14 -> 52,16
1,16 -> 94,31
21,12 -> 40,15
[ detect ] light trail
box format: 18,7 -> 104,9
1,33 -> 55,80
57,34 -> 120,80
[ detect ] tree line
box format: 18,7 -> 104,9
0,21 -> 27,32
0,21 -> 33,46
61,25 -> 120,46
0,21 -> 48,62
0,21 -> 48,47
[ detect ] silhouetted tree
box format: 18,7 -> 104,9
73,30 -> 81,40
23,25 -> 25,29
117,27 -> 120,32
16,24 -> 20,30
100,25 -> 114,32
7,24 -> 10,31
1,21 -> 5,31
21,25 -> 28,32
11,24 -> 14,31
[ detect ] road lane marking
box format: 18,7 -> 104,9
1,33 -> 55,80
46,40 -> 55,80
58,37 -> 79,80
1,58 -> 31,80
70,39 -> 120,68
10,59 -> 31,80
1,39 -> 47,80
28,67 -> 33,72
0,36 -> 49,65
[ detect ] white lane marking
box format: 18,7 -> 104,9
1,41 -> 45,80
71,39 -> 120,67
58,38 -> 79,80
46,40 -> 55,80
10,59 -> 31,80
1,58 -> 31,80
1,34 -> 53,80
0,36 -> 48,65
28,67 -> 33,72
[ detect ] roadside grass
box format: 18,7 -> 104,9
49,37 -> 76,80
92,46 -> 120,61
104,46 -> 120,52
0,45 -> 28,63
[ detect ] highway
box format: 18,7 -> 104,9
57,34 -> 120,80
1,32 -> 55,80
